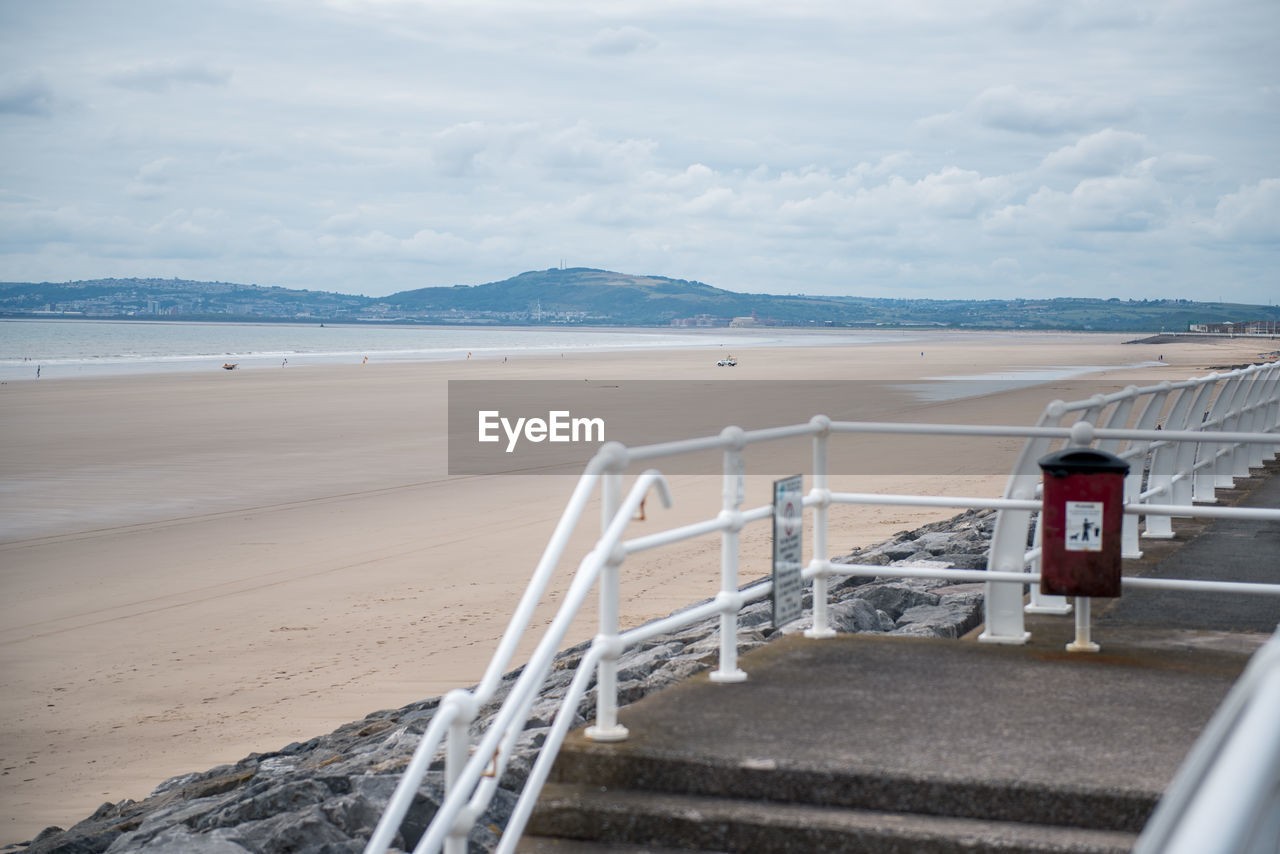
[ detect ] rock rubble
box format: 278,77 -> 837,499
17,509 -> 995,854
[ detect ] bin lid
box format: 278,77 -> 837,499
1038,447 -> 1129,477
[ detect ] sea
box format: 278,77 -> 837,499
0,318 -> 918,382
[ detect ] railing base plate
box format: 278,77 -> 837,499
585,724 -> 630,743
977,631 -> 1031,645
710,668 -> 747,683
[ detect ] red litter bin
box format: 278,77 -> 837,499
1039,448 -> 1129,598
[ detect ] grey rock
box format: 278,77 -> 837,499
892,597 -> 984,639
615,641 -> 684,683
110,826 -> 253,853
873,541 -> 924,561
643,657 -> 710,694
220,804 -> 357,852
826,598 -> 885,633
911,531 -> 962,555
932,552 -> 989,570
875,609 -> 896,632
854,582 -> 941,620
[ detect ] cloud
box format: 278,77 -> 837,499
1208,178 -> 1280,243
0,72 -> 58,116
1041,129 -> 1149,175
1148,152 -> 1217,179
106,59 -> 232,93
126,157 -> 182,200
971,85 -> 1136,135
424,121 -> 655,181
986,173 -> 1170,235
586,25 -> 658,56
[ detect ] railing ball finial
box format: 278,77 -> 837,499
1069,421 -> 1095,447
1047,400 -> 1067,419
809,414 -> 831,434
719,424 -> 747,451
717,508 -> 745,533
596,440 -> 629,473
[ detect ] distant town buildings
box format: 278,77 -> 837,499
669,314 -> 730,327
1188,320 -> 1280,334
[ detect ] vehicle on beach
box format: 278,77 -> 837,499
717,356 -> 737,366
222,363 -> 237,370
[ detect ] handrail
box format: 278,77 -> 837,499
365,362 -> 1280,853
1132,628 -> 1280,854
409,470 -> 673,854
363,463 -> 607,854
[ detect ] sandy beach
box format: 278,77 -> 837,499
0,330 -> 1268,843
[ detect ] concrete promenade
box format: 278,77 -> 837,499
519,461 -> 1280,853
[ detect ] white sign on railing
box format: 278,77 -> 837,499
772,474 -> 804,628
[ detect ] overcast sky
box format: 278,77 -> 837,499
1,1 -> 1277,302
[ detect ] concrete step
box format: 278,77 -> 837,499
516,834 -> 723,853
547,744 -> 1157,833
524,782 -> 1139,854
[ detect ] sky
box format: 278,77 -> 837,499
1,0 -> 1277,302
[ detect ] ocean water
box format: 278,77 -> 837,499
0,318 -> 905,381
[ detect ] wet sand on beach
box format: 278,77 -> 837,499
0,330 -> 1268,842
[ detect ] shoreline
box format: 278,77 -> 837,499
1,331 -> 1273,843
6,323 -> 1260,384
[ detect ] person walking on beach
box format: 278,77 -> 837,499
36,365 -> 41,379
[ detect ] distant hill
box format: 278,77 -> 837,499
384,268 -> 853,324
3,269 -> 1279,332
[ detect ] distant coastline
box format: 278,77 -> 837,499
5,268 -> 1280,332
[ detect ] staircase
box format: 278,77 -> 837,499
514,629 -> 1252,853
519,742 -> 1143,853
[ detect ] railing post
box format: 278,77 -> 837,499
586,466 -> 629,741
1025,514 -> 1069,614
1241,367 -> 1270,469
1127,385 -> 1171,552
1147,382 -> 1199,535
1187,380 -> 1221,505
1264,367 -> 1280,461
806,416 -> 836,639
1018,407 -> 1070,614
981,399 -> 1069,645
1211,375 -> 1243,489
711,427 -> 747,683
1098,388 -> 1145,559
1265,366 -> 1280,457
1227,368 -> 1255,479
1252,366 -> 1280,464
444,714 -> 470,854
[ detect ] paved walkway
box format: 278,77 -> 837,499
1096,459 -> 1280,638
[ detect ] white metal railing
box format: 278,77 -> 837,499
986,361 -> 1280,639
365,362 -> 1280,854
1132,627 -> 1280,854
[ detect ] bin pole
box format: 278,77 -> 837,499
1066,597 -> 1100,653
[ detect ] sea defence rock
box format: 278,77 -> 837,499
20,509 -> 995,854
